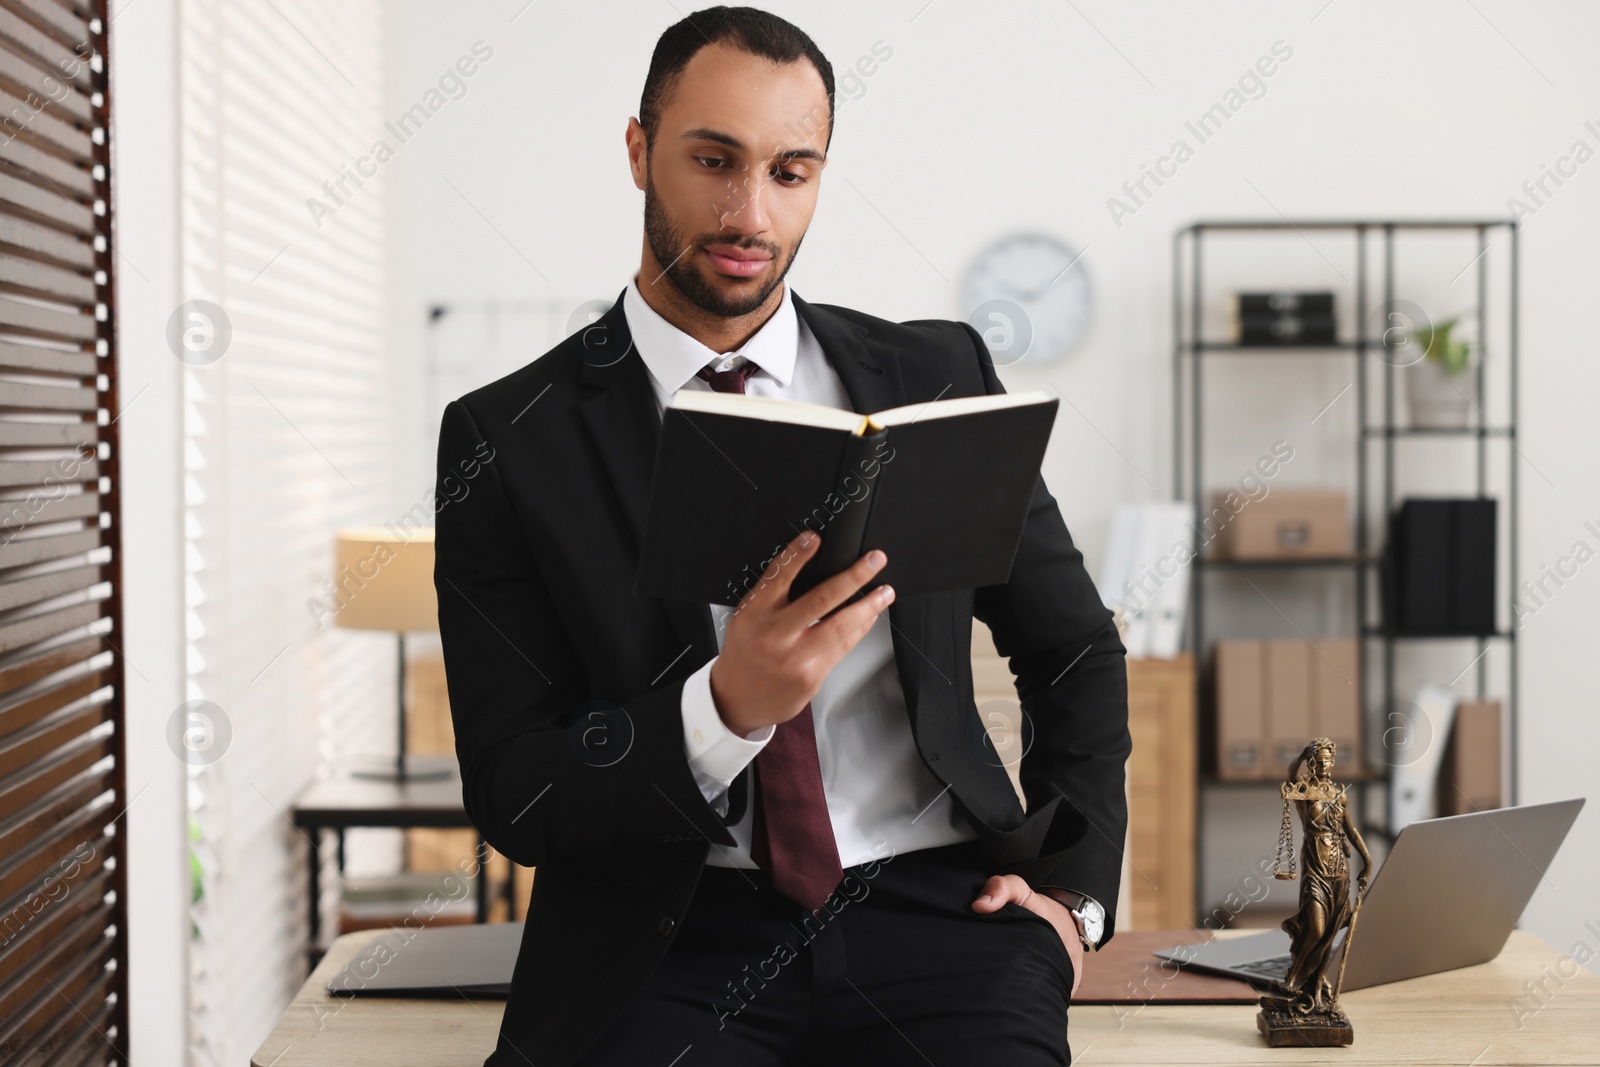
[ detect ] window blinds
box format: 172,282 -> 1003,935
0,0 -> 127,1062
174,1 -> 394,1064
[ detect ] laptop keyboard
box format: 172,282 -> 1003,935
1231,954 -> 1291,982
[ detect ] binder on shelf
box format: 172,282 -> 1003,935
1098,505 -> 1139,643
1311,638 -> 1361,775
1120,506 -> 1161,657
1389,683 -> 1457,834
1212,637 -> 1361,781
1383,498 -> 1498,635
1099,503 -> 1193,659
1453,503 -> 1498,632
1213,641 -> 1264,780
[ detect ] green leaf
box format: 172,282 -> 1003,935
1412,314 -> 1471,376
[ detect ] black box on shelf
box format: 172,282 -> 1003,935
1227,291 -> 1338,346
1233,313 -> 1337,346
1382,498 -> 1497,636
1233,291 -> 1336,316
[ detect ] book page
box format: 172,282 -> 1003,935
669,389 -> 866,433
669,386 -> 1055,434
868,390 -> 1053,429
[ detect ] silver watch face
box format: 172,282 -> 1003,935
1075,899 -> 1105,944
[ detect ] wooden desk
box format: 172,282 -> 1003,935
252,929 -> 1600,1066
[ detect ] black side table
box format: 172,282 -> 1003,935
290,753 -> 514,966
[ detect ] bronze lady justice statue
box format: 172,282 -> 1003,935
1258,737 -> 1372,1046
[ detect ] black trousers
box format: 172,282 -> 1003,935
576,838 -> 1074,1066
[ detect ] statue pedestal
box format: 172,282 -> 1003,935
1256,1003 -> 1354,1048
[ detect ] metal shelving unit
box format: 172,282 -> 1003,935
1172,219 -> 1520,923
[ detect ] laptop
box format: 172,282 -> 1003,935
326,921 -> 521,997
1155,798 -> 1585,989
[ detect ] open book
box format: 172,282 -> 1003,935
635,388 -> 1058,606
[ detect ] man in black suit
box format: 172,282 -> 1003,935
433,7 -> 1128,1066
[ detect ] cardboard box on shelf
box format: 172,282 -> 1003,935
1214,641 -> 1264,780
1438,699 -> 1502,815
1265,639 -> 1312,773
1211,489 -> 1351,560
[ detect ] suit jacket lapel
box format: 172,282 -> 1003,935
576,291 -> 716,663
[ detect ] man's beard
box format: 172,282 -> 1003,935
643,168 -> 801,318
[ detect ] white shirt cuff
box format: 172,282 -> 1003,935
681,654 -> 773,805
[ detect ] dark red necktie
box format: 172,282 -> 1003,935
696,359 -> 845,913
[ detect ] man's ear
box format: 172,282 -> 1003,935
625,117 -> 649,192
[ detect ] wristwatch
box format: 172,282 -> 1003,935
1044,888 -> 1104,951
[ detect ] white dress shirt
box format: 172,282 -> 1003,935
622,275 -> 979,870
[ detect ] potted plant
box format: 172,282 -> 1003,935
1400,313 -> 1475,428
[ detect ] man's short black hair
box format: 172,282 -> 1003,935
639,6 -> 835,152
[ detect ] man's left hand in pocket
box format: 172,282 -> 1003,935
971,874 -> 1084,996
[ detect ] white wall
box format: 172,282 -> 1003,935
382,0 -> 1600,968
110,0 -> 189,1061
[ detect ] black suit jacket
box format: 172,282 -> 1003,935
432,289 -> 1130,1067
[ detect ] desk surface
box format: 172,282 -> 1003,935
252,928 -> 1600,1066
292,754 -> 469,827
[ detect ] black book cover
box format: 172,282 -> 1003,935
635,392 -> 1059,606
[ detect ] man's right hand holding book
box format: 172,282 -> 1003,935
707,528 -> 895,738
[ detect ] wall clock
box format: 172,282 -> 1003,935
962,233 -> 1093,366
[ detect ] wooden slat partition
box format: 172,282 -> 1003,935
0,0 -> 125,1062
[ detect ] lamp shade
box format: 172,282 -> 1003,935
332,527 -> 438,632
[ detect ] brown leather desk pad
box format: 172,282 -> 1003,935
1073,930 -> 1260,1004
